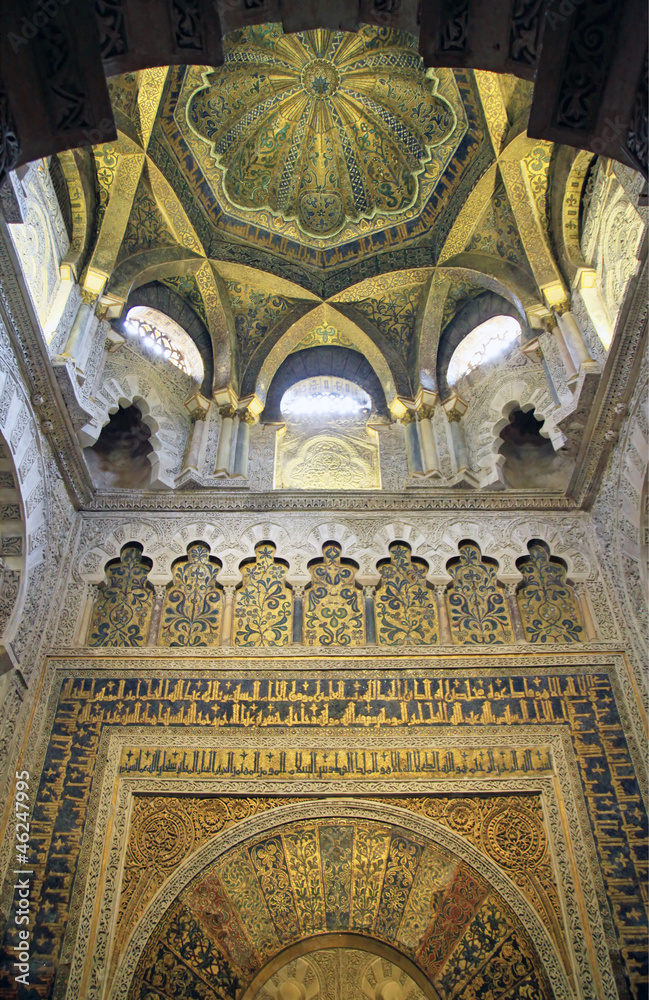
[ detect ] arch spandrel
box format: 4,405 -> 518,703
114,803 -> 569,1000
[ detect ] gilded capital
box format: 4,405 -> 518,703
81,288 -> 99,307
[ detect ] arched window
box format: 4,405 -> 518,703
447,315 -> 521,385
274,376 -> 381,490
124,306 -> 204,381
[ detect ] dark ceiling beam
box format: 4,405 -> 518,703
97,0 -> 223,77
419,0 -> 541,81
528,0 -> 648,178
0,0 -> 115,170
0,0 -> 646,194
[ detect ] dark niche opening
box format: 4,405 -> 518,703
84,404 -> 153,489
499,408 -> 571,490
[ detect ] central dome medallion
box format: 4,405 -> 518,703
186,24 -> 460,239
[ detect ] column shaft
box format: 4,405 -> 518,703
215,408 -> 235,474
233,414 -> 252,478
147,585 -> 166,645
576,583 -> 598,639
221,587 -> 236,645
507,585 -> 525,641
403,415 -> 423,475
448,417 -> 469,472
364,587 -> 376,644
292,587 -> 304,644
183,415 -> 205,474
418,413 -> 439,475
557,310 -> 593,369
77,584 -> 98,645
435,586 -> 453,644
62,301 -> 94,369
551,324 -> 578,380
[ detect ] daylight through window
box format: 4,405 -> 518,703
447,315 -> 521,384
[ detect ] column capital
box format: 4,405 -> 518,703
363,586 -> 376,600
238,408 -> 257,426
80,287 -> 100,307
218,404 -> 236,420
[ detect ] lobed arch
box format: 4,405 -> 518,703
253,303 -> 398,410
471,377 -> 566,489
78,374 -> 188,490
109,799 -> 572,1000
76,521 -> 161,584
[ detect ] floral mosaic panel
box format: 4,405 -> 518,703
446,543 -> 514,644
304,543 -> 365,646
88,544 -> 153,646
375,543 -> 438,644
160,543 -> 222,646
516,543 -> 584,643
234,543 -> 292,647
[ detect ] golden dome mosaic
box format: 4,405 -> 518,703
180,24 -> 467,246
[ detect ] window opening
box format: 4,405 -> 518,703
123,306 -> 204,380
447,315 -> 521,385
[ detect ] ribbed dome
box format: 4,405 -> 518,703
187,24 -> 459,239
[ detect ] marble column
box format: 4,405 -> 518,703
547,320 -> 577,381
575,582 -> 597,639
291,586 -> 305,645
435,585 -> 452,644
221,586 -> 236,645
506,584 -> 525,641
402,411 -> 423,476
556,308 -> 594,371
447,412 -> 470,473
182,411 -> 207,474
363,586 -> 376,644
417,406 -> 440,475
215,406 -> 235,475
232,410 -> 254,478
77,583 -> 99,645
521,336 -> 560,406
61,296 -> 96,372
147,585 -> 167,645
